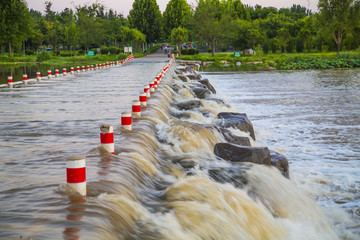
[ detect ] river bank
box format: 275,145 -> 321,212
177,51 -> 360,71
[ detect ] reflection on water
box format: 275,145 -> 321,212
0,63 -> 82,85
0,63 -> 359,239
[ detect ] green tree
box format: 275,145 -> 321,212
76,3 -> 104,52
129,0 -> 162,43
170,27 -> 189,54
275,28 -> 291,52
224,0 -> 250,20
318,0 -> 357,54
163,0 -> 192,37
64,21 -> 79,55
193,0 -> 231,56
0,0 -> 31,56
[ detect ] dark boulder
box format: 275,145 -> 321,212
191,88 -> 211,99
176,75 -> 189,82
217,112 -> 256,140
219,128 -> 251,146
186,74 -> 202,80
173,100 -> 202,110
270,150 -> 290,178
208,164 -> 250,188
214,143 -> 271,165
198,79 -> 216,94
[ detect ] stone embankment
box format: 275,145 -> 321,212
171,64 -> 289,182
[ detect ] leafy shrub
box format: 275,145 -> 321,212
77,49 -> 85,55
221,47 -> 227,52
187,48 -> 199,55
100,46 -> 109,54
108,46 -> 120,54
53,50 -> 60,56
60,52 -> 73,57
118,53 -> 128,60
25,49 -> 34,55
181,49 -> 188,55
36,51 -> 51,62
207,48 -> 212,53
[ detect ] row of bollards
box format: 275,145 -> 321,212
6,55 -> 135,88
66,54 -> 174,197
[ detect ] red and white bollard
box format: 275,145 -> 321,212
66,155 -> 86,196
48,70 -> 52,79
139,92 -> 147,107
132,100 -> 141,117
23,74 -> 28,85
87,65 -> 90,71
36,72 -> 41,81
63,68 -> 67,76
106,62 -> 109,68
55,69 -> 60,77
82,66 -> 85,72
77,66 -> 80,73
91,65 -> 94,71
96,64 -> 98,70
121,111 -> 132,130
100,124 -> 115,154
149,81 -> 155,93
144,84 -> 150,98
8,76 -> 13,88
154,79 -> 158,89
70,67 -> 74,74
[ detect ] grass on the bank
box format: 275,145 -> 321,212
0,45 -> 160,66
177,51 -> 360,70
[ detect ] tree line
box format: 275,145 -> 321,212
0,0 -> 359,57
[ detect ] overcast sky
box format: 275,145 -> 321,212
25,0 -> 318,16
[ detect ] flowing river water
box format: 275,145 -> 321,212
0,55 -> 359,239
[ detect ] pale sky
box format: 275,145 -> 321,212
25,0 -> 318,16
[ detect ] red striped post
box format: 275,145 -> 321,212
66,155 -> 86,196
144,84 -> 150,98
121,111 -> 132,130
23,74 -> 28,85
139,92 -> 147,107
106,62 -> 109,68
82,66 -> 85,72
63,68 -> 67,76
96,64 -> 98,70
154,79 -> 158,89
8,76 -> 13,88
36,72 -> 41,81
87,65 -> 90,71
132,100 -> 141,117
77,66 -> 80,73
149,81 -> 155,93
48,70 -> 52,79
100,124 -> 115,154
103,63 -> 106,68
70,67 -> 74,74
55,69 -> 60,77
91,65 -> 94,71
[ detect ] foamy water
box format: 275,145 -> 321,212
0,59 -> 358,239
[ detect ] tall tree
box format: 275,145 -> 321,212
76,3 -> 104,51
223,0 -> 250,20
163,0 -> 192,36
170,27 -> 189,53
0,0 -> 31,55
193,0 -> 230,56
318,0 -> 357,54
129,0 -> 162,43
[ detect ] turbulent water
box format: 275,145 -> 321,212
0,56 -> 359,240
